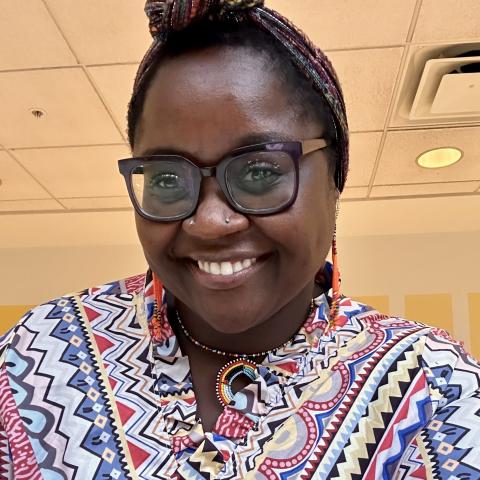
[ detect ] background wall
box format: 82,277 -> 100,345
1,221 -> 479,357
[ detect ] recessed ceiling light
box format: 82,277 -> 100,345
416,147 -> 463,169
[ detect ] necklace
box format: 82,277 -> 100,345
174,303 -> 313,358
153,300 -> 316,407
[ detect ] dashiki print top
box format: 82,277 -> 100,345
0,270 -> 479,480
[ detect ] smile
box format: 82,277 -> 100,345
197,258 -> 257,276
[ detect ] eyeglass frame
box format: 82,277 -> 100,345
118,138 -> 330,222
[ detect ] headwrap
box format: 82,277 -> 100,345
130,0 -> 349,191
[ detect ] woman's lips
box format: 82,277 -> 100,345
186,254 -> 271,290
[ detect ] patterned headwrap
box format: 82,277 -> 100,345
130,0 -> 349,191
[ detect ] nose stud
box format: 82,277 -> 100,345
225,216 -> 230,224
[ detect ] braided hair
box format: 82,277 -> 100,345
128,0 -> 349,191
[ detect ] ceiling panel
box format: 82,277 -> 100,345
375,127 -> 480,185
371,181 -> 480,198
268,0 -> 417,50
88,65 -> 139,139
346,131 -> 383,186
13,145 -> 130,198
0,68 -> 123,148
0,199 -> 63,212
0,0 -> 76,70
0,151 -> 51,200
44,0 -> 152,64
60,196 -> 132,210
413,0 -> 480,44
327,48 -> 404,132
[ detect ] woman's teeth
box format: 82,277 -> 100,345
197,258 -> 257,275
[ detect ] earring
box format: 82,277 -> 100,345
329,202 -> 341,327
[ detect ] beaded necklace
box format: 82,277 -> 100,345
152,300 -> 316,407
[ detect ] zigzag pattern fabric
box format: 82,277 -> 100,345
0,272 -> 479,479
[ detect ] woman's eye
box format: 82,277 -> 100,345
149,172 -> 182,189
242,162 -> 282,184
146,172 -> 188,203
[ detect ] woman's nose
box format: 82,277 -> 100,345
182,178 -> 249,239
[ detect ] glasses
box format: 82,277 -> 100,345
118,139 -> 329,222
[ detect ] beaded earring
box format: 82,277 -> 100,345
329,226 -> 341,326
329,201 -> 341,327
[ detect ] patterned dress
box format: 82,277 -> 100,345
0,271 -> 479,479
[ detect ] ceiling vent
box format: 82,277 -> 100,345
392,43 -> 480,128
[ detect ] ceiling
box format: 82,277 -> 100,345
0,0 -> 479,218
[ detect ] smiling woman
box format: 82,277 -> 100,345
1,1 -> 480,479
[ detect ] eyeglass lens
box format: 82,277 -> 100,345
130,151 -> 296,219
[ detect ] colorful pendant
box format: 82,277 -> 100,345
216,358 -> 257,407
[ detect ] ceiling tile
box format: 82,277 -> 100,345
0,0 -> 76,70
413,0 -> 480,43
60,196 -> 132,210
371,181 -> 480,198
88,65 -> 139,138
0,199 -> 63,212
13,145 -> 130,198
268,0 -> 416,50
346,132 -> 383,186
375,127 -> 480,184
328,48 -> 404,132
44,0 -> 152,64
0,151 -> 51,200
341,186 -> 369,200
0,68 -> 123,148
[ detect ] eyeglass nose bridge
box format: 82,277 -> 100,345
198,166 -> 217,178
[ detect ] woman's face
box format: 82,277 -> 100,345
134,45 -> 338,334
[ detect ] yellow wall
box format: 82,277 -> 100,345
405,294 -> 454,333
354,295 -> 390,314
0,305 -> 35,335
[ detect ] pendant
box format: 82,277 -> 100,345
216,358 -> 257,407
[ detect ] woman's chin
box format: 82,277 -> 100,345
204,317 -> 261,336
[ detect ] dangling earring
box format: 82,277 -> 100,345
329,201 -> 341,327
153,272 -> 163,307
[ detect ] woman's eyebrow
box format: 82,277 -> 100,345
231,132 -> 296,149
138,132 -> 296,157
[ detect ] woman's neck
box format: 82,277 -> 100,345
168,281 -> 323,356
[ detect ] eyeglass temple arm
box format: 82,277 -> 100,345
302,138 -> 329,155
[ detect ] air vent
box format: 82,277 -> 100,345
392,42 -> 480,128
410,50 -> 480,120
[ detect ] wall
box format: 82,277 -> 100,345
1,230 -> 479,355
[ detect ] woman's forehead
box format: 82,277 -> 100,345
146,45 -> 285,110
135,47 -> 321,160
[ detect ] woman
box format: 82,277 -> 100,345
1,1 -> 479,479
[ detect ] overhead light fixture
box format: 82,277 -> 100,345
416,147 -> 463,169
